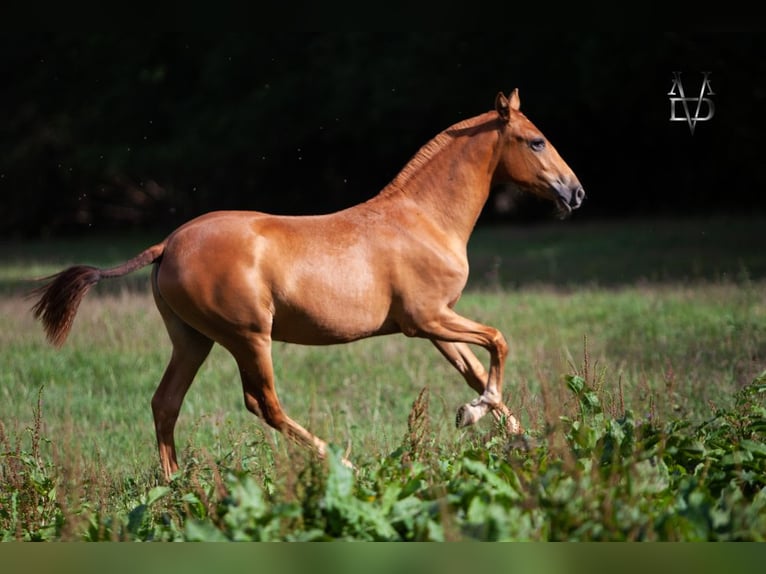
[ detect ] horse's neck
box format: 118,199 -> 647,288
371,112 -> 500,245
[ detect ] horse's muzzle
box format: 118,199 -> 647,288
569,186 -> 586,209
555,185 -> 585,218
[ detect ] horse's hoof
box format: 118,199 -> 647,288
455,405 -> 466,428
500,413 -> 522,435
507,416 -> 522,435
455,403 -> 478,428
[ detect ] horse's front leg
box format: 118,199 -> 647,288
431,339 -> 522,433
405,307 -> 519,430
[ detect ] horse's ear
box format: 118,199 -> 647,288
495,92 -> 511,122
509,88 -> 521,111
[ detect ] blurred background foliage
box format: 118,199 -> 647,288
1,31 -> 764,237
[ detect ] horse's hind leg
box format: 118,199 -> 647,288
431,340 -> 522,433
231,334 -> 348,465
152,293 -> 214,481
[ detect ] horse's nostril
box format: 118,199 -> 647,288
572,186 -> 586,206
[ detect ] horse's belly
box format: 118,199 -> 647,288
270,294 -> 398,345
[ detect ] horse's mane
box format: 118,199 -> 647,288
377,111 -> 499,198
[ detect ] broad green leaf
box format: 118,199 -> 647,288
145,485 -> 171,506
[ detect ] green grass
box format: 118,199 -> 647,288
4,280 -> 762,479
1,215 -> 765,540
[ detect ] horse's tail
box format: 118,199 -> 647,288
29,242 -> 166,347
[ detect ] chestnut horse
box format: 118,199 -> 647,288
31,90 -> 584,480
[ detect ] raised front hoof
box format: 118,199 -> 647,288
455,403 -> 482,428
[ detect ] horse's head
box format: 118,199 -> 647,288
492,89 -> 585,218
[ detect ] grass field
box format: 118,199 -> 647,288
1,215 -> 765,541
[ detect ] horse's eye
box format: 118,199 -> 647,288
530,138 -> 546,152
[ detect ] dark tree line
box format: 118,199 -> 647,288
1,32 -> 764,237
